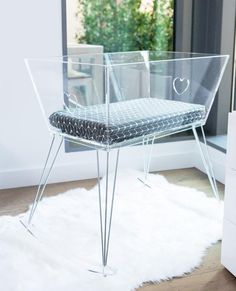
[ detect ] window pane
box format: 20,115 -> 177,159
68,0 -> 174,52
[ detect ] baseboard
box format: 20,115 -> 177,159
0,140 -> 195,189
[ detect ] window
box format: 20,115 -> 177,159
66,0 -> 174,52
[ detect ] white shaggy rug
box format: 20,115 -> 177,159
0,170 -> 223,291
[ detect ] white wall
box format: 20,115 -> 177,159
0,0 -> 70,187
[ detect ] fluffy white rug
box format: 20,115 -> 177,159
0,170 -> 223,291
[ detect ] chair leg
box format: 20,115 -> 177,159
144,136 -> 155,180
91,149 -> 119,276
192,126 -> 220,200
138,136 -> 155,187
26,135 -> 63,228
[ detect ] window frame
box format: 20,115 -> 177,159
175,0 -> 236,137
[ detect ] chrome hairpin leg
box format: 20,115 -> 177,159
192,126 -> 220,200
144,136 -> 155,180
24,135 -> 63,229
91,149 -> 119,276
142,138 -> 149,180
138,136 -> 155,187
200,126 -> 219,194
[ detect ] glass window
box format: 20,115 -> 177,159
76,0 -> 174,52
67,0 -> 174,52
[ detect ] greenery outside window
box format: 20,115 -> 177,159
76,0 -> 174,52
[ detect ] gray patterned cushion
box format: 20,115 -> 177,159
49,98 -> 206,145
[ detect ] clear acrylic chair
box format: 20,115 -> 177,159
22,51 -> 228,275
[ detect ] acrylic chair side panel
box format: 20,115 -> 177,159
202,55 -> 229,121
107,55 -> 151,103
68,54 -> 105,106
105,62 -> 151,147
25,59 -> 65,133
149,55 -> 229,115
25,58 -> 107,139
25,59 -> 53,132
186,55 -> 229,122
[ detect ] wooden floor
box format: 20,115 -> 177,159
0,168 -> 236,290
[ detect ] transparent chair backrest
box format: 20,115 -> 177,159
25,51 -> 229,133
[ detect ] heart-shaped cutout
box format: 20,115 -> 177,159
173,77 -> 190,95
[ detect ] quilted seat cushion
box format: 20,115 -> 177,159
49,98 -> 206,145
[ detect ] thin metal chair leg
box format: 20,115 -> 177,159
27,136 -> 63,226
27,135 -> 55,224
138,136 -> 155,187
95,149 -> 120,275
105,149 -> 119,266
96,150 -> 105,266
192,126 -> 220,200
200,126 -> 219,194
142,138 -> 149,177
144,136 -> 155,181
